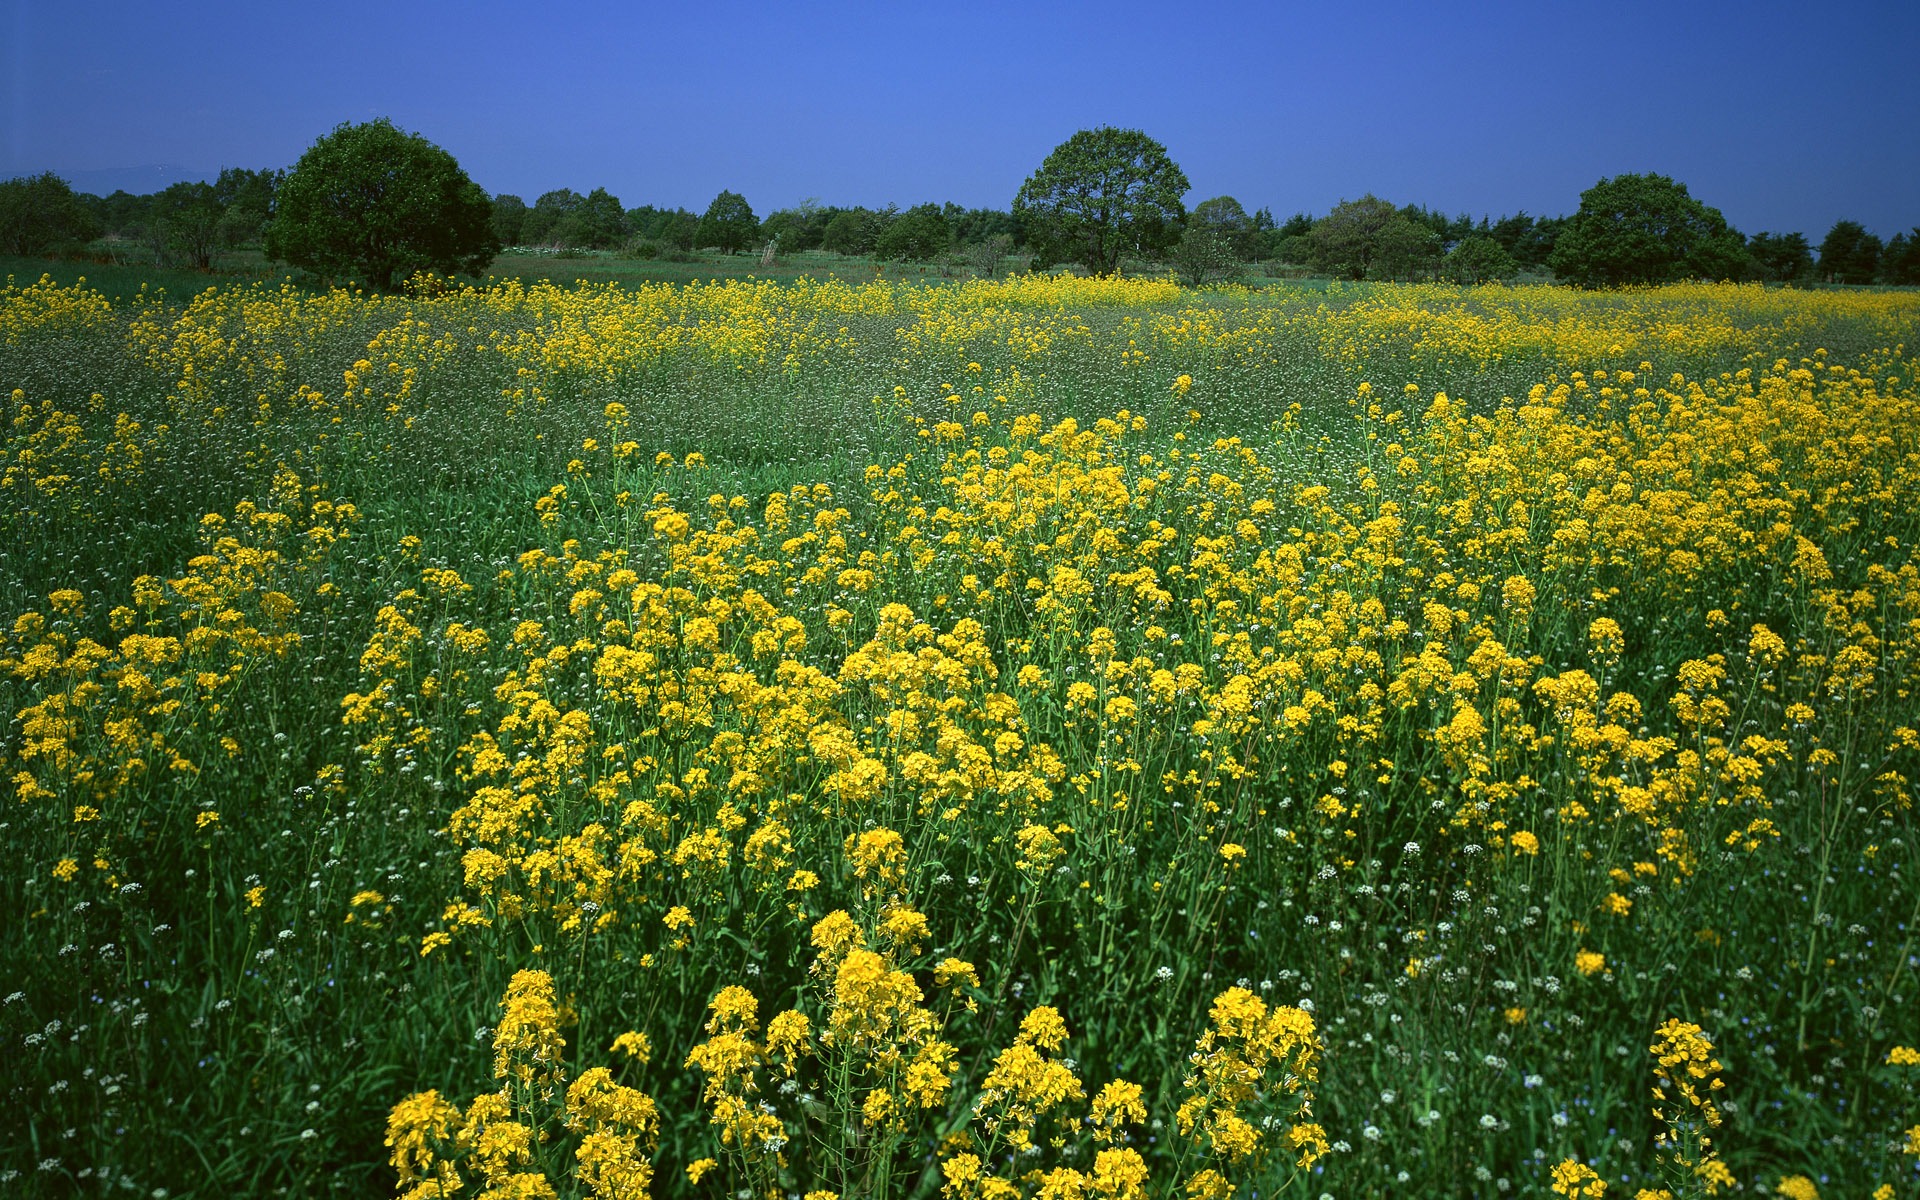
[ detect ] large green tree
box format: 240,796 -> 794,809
0,172 -> 101,255
1881,229 -> 1920,285
1747,231 -> 1814,284
1189,195 -> 1258,261
1443,235 -> 1518,284
696,191 -> 758,254
1014,127 -> 1189,275
152,181 -> 225,270
265,119 -> 496,290
556,187 -> 629,249
874,203 -> 951,262
1547,173 -> 1746,287
1304,195 -> 1401,279
1817,220 -> 1882,284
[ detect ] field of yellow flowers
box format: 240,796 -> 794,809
3,270 -> 1918,1200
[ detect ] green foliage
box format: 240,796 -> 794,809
696,190 -> 759,254
1190,196 -> 1259,262
152,181 -> 225,271
1881,230 -> 1920,285
555,187 -> 629,250
873,203 -> 951,262
1443,235 -> 1519,284
1547,173 -> 1747,287
628,204 -> 699,252
1014,127 -> 1189,275
1169,224 -> 1240,286
1305,195 -> 1408,279
210,168 -> 281,246
1748,231 -> 1815,284
1370,215 -> 1442,281
1819,220 -> 1883,285
821,207 -> 897,256
4,275 -> 1917,1198
761,199 -> 828,252
0,173 -> 102,255
491,194 -> 529,247
263,118 -> 497,291
963,233 -> 1015,278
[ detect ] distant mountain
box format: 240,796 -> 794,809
51,165 -> 217,197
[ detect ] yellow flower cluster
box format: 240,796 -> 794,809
1647,1018 -> 1735,1195
387,969 -> 660,1200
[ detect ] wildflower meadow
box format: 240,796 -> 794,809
3,271 -> 1917,1199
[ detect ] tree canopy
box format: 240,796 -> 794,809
1747,231 -> 1814,284
1014,127 -> 1189,275
264,119 -> 497,291
1817,220 -> 1882,285
1304,196 -> 1403,279
873,203 -> 951,262
0,172 -> 101,255
1547,174 -> 1746,287
696,191 -> 758,254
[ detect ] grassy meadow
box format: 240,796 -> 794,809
2,269 -> 1918,1200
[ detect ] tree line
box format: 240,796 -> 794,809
3,119 -> 1916,288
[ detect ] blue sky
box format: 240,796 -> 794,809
4,0 -> 1916,237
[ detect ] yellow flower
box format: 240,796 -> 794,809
686,1157 -> 718,1185
1089,1080 -> 1146,1141
1183,1169 -> 1232,1200
934,958 -> 981,992
1775,1176 -> 1819,1200
608,1031 -> 651,1063
810,910 -> 865,964
1551,1159 -> 1606,1198
1576,949 -> 1606,976
195,810 -> 221,829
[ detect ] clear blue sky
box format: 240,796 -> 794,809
4,0 -> 1916,238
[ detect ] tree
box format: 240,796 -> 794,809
1170,225 -> 1239,287
1443,236 -> 1519,284
1817,220 -> 1882,284
1371,216 -> 1442,280
696,191 -> 758,254
0,172 -> 102,255
964,233 -> 1015,278
153,181 -> 225,270
212,167 -> 280,245
874,203 -> 951,261
1306,195 -> 1402,279
628,205 -> 699,251
821,208 -> 892,256
1190,196 -> 1259,261
556,187 -> 628,249
1547,173 -> 1746,287
1746,231 -> 1813,284
265,118 -> 496,290
950,207 -> 1019,249
491,195 -> 528,247
762,200 -> 828,252
1014,127 -> 1189,275
1880,230 -> 1920,286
